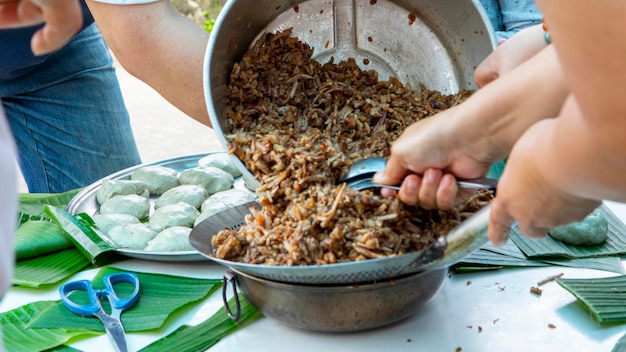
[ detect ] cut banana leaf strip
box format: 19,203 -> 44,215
557,275 -> 626,323
455,241 -> 625,274
1,300 -> 100,352
12,248 -> 91,288
15,220 -> 74,260
43,205 -> 119,266
28,267 -> 222,332
510,205 -> 626,259
18,189 -> 82,222
140,295 -> 261,352
46,346 -> 84,352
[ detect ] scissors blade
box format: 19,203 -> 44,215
95,310 -> 128,352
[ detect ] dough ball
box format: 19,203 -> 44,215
178,166 -> 234,195
96,179 -> 149,205
149,202 -> 200,232
144,226 -> 194,252
100,194 -> 150,219
201,189 -> 256,212
107,223 -> 157,250
197,153 -> 242,177
130,165 -> 179,195
548,209 -> 608,246
194,202 -> 230,227
92,213 -> 140,234
154,184 -> 208,210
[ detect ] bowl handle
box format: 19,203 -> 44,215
222,271 -> 241,321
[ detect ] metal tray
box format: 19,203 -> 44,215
66,152 -> 252,262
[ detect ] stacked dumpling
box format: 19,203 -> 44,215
92,153 -> 256,253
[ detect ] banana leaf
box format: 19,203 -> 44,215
1,301 -> 100,352
510,205 -> 626,259
15,220 -> 74,260
454,241 -> 625,274
557,275 -> 626,323
28,267 -> 222,332
12,248 -> 91,288
43,206 -> 119,267
140,295 -> 261,352
18,189 -> 82,224
46,347 -> 83,352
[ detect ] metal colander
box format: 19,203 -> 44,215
189,202 -> 491,285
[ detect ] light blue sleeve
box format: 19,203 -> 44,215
477,0 -> 542,41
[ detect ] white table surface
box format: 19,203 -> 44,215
3,201 -> 626,352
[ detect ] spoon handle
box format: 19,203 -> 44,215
347,177 -> 497,192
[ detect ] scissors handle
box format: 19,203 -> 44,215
60,279 -> 101,316
103,273 -> 140,310
59,273 -> 140,316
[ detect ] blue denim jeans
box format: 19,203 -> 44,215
1,24 -> 142,193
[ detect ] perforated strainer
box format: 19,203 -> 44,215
189,201 -> 491,285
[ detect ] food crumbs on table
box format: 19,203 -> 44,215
478,326 -> 483,333
493,318 -> 500,325
466,280 -> 472,286
537,273 -> 564,286
548,323 -> 556,329
466,325 -> 473,329
530,286 -> 543,295
498,285 -> 506,291
407,338 -> 412,343
456,347 -> 463,352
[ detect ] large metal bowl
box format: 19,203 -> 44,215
225,267 -> 447,332
203,0 -> 496,189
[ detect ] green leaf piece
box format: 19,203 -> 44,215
455,241 -> 625,274
28,267 -> 222,332
18,189 -> 82,221
45,346 -> 84,352
12,249 -> 91,288
1,301 -> 100,352
15,220 -> 74,260
557,275 -> 626,323
43,205 -> 119,266
510,205 -> 626,259
140,295 -> 261,352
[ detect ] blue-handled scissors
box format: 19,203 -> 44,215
59,273 -> 140,352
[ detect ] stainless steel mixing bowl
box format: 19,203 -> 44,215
224,267 -> 448,332
203,0 -> 496,189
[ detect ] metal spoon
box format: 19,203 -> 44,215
339,157 -> 498,192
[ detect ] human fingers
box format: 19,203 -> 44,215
0,1 -> 23,27
475,24 -> 546,88
415,168 -> 442,210
487,198 -> 514,247
28,0 -> 82,55
434,173 -> 459,210
372,153 -> 411,189
393,174 -> 421,206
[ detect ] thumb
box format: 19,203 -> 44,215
372,156 -> 410,186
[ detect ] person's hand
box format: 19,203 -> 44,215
488,119 -> 601,246
372,106 -> 495,210
475,24 -> 547,88
0,0 -> 82,55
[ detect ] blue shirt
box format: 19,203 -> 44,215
478,0 -> 543,41
0,1 -> 94,80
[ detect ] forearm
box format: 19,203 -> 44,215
533,97 -> 626,202
453,45 -> 568,162
532,0 -> 626,200
87,0 -> 210,126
